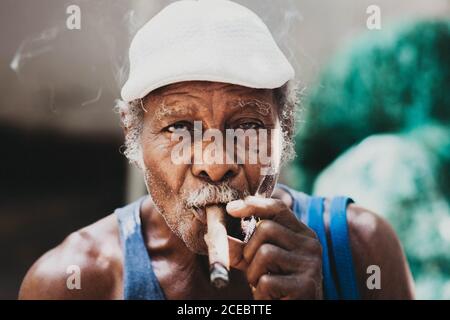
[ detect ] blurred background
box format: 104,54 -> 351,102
0,0 -> 448,299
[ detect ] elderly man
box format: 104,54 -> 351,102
19,0 -> 414,300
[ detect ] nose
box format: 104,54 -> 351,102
192,151 -> 239,183
192,163 -> 239,183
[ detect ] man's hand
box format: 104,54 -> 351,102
226,196 -> 323,300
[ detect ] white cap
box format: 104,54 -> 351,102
121,0 -> 295,102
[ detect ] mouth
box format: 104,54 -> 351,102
192,205 -> 245,241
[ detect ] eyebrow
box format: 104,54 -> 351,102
152,97 -> 275,121
228,98 -> 273,116
153,102 -> 196,121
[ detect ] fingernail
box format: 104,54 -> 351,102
227,200 -> 245,212
245,196 -> 269,205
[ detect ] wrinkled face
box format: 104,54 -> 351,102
140,81 -> 280,253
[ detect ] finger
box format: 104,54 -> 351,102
226,197 -> 306,232
253,274 -> 320,300
227,236 -> 248,271
253,274 -> 296,300
246,243 -> 300,286
243,219 -> 304,263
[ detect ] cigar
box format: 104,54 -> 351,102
204,205 -> 229,289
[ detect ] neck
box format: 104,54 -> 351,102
140,196 -> 199,263
140,196 -> 215,298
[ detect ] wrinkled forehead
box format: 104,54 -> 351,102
144,81 -> 277,119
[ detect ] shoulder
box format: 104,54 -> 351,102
343,203 -> 415,299
19,214 -> 123,300
278,186 -> 414,299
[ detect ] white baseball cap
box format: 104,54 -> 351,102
121,0 -> 295,102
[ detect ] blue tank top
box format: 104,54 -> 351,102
115,184 -> 360,300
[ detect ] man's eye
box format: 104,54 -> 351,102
238,122 -> 264,130
164,122 -> 192,133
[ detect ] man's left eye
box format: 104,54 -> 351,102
238,122 -> 264,130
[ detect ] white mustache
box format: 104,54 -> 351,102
184,183 -> 249,209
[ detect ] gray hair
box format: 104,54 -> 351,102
114,80 -> 301,169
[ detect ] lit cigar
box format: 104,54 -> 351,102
204,205 -> 229,288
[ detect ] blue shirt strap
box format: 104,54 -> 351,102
116,197 -> 165,300
307,196 -> 339,300
329,196 -> 360,300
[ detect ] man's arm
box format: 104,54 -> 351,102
19,225 -> 121,300
346,204 -> 415,299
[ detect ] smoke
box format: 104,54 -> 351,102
239,0 -> 303,77
10,27 -> 59,75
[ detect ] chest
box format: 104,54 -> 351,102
154,263 -> 254,300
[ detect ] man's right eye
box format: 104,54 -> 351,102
164,121 -> 192,133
